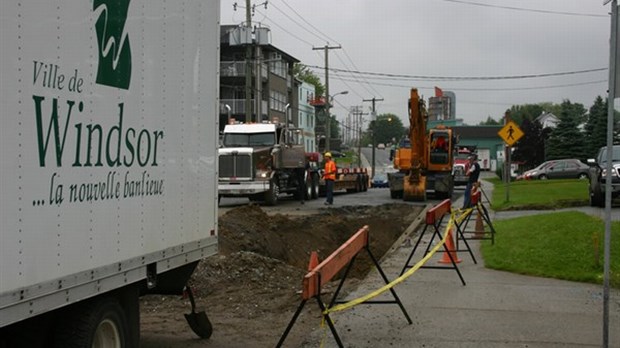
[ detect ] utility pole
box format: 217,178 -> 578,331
363,97 -> 383,178
503,111 -> 511,202
244,0 -> 252,122
350,106 -> 368,167
313,44 -> 341,152
602,2 -> 618,347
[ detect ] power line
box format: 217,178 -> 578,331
437,0 -> 608,18
306,65 -> 608,81
273,0 -> 338,44
334,52 -> 378,98
256,2 -> 369,100
267,2 -> 327,44
340,50 -> 383,97
327,76 -> 607,91
254,9 -> 315,46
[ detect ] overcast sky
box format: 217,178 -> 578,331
221,0 -> 616,126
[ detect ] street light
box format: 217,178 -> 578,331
325,90 -> 348,152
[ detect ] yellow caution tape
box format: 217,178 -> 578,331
324,212 -> 459,315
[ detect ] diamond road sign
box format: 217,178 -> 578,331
498,121 -> 524,146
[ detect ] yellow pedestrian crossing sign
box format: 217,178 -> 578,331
498,121 -> 524,146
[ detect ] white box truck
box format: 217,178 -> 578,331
0,1 -> 220,346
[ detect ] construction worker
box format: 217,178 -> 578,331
462,153 -> 481,209
431,135 -> 447,152
323,152 -> 336,205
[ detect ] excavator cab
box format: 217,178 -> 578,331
429,129 -> 452,166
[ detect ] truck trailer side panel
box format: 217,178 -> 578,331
1,0 -> 219,330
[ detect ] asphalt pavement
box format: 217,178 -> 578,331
300,171 -> 620,348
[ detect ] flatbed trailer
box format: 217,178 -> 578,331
319,167 -> 369,195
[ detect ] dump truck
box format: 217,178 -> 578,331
388,88 -> 455,200
0,2 -> 220,346
218,122 -> 321,205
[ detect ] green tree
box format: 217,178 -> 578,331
369,114 -> 405,145
293,63 -> 324,97
545,100 -> 588,161
479,116 -> 501,125
584,96 -> 608,158
508,104 -> 547,126
512,118 -> 547,168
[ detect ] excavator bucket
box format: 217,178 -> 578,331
403,174 -> 426,201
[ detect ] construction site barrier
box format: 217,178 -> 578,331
277,225 -> 411,348
455,183 -> 496,251
399,199 -> 472,286
278,196 -> 494,347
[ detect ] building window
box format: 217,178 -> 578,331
269,53 -> 287,78
270,90 -> 286,113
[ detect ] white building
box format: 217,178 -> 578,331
298,81 -> 317,152
535,111 -> 559,129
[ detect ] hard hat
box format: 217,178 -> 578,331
324,152 -> 332,158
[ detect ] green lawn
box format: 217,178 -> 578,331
485,178 -> 589,211
479,177 -> 619,288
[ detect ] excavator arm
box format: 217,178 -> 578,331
403,88 -> 428,201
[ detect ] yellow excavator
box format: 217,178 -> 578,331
388,88 -> 455,201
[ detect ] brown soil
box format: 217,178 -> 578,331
139,203 -> 423,348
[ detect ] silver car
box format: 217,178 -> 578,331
521,159 -> 589,180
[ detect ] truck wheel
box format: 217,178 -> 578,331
306,175 -> 313,200
54,296 -> 133,348
311,174 -> 319,199
265,179 -> 279,206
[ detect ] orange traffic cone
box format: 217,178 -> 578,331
439,227 -> 462,264
474,210 -> 485,238
308,251 -> 320,271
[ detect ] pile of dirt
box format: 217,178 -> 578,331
140,203 -> 423,347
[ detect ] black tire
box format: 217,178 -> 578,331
311,174 -> 318,199
578,173 -> 588,180
265,179 -> 279,206
305,174 -> 313,200
538,174 -> 548,180
54,297 -> 131,348
390,190 -> 400,199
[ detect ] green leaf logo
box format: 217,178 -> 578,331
94,0 -> 131,89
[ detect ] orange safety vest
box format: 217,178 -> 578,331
324,160 -> 336,180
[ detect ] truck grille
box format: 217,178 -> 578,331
219,154 -> 252,178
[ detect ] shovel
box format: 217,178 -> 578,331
183,286 -> 213,339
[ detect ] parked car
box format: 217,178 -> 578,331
587,145 -> 620,207
371,173 -> 389,188
518,159 -> 589,180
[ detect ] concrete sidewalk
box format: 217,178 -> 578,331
304,178 -> 620,347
